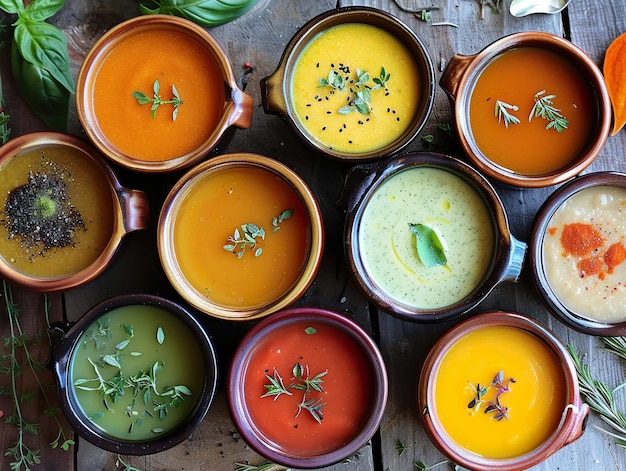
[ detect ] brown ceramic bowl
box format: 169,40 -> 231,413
76,15 -> 253,173
48,294 -> 218,455
261,6 -> 435,162
530,172 -> 626,335
228,306 -> 388,468
0,132 -> 148,292
418,311 -> 588,471
440,31 -> 611,188
341,152 -> 526,322
158,153 -> 324,321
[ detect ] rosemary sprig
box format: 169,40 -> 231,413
528,90 -> 568,132
494,99 -> 520,128
295,394 -> 326,424
234,461 -> 285,471
132,79 -> 183,121
260,368 -> 293,401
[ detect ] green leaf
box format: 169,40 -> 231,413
0,0 -> 23,14
22,0 -> 65,22
156,326 -> 165,344
409,223 -> 447,267
137,0 -> 260,27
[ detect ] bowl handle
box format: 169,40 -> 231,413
562,402 -> 590,445
260,70 -> 287,116
229,86 -> 253,129
501,234 -> 527,283
117,187 -> 150,233
440,53 -> 476,102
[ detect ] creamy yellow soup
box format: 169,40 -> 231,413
433,326 -> 567,459
543,186 -> 626,322
358,167 -> 494,309
291,23 -> 421,153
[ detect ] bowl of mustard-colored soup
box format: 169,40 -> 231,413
341,152 -> 526,322
261,6 -> 435,162
417,311 -> 588,471
531,172 -> 626,335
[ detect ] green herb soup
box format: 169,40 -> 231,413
70,305 -> 205,440
358,167 -> 494,309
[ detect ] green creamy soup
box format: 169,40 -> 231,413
358,167 -> 494,309
71,305 -> 205,440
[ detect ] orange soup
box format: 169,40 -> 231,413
469,47 -> 595,175
243,320 -> 374,455
92,27 -> 224,161
433,326 -> 567,459
0,145 -> 115,278
173,166 -> 310,308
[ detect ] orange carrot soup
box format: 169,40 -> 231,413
433,325 -> 567,459
92,27 -> 224,161
0,145 -> 115,278
173,166 -> 310,308
469,47 -> 595,175
243,320 -> 374,455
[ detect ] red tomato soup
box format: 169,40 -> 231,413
243,320 -> 374,455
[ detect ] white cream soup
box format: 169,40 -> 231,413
358,167 -> 494,309
543,186 -> 626,323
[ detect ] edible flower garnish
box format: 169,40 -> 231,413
467,370 -> 516,421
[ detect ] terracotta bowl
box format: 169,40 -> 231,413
261,6 -> 435,162
228,306 -> 388,468
341,152 -> 526,322
47,294 -> 218,455
157,153 -> 324,321
76,15 -> 253,173
0,132 -> 148,292
440,31 -> 611,187
530,172 -> 626,335
418,311 -> 588,471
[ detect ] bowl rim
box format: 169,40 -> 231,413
227,306 -> 388,468
417,311 -> 587,471
157,153 -> 325,321
261,5 -> 435,162
344,151 -> 525,322
76,14 -> 250,173
530,171 -> 626,335
448,31 -> 611,188
48,293 -> 218,455
0,131 -> 136,292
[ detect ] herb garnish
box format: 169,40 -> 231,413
223,209 -> 294,258
409,223 -> 447,267
495,100 -> 521,128
528,90 -> 569,132
132,79 -> 183,121
468,370 -> 515,421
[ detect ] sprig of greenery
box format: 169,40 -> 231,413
224,223 -> 266,258
295,395 -> 326,424
395,438 -> 411,455
234,461 -> 285,471
0,20 -> 10,145
132,79 -> 183,121
528,90 -> 568,132
116,454 -> 142,471
494,100 -> 520,128
414,459 -> 451,470
318,66 -> 390,116
260,368 -> 293,401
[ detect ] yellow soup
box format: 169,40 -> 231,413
173,166 -> 310,308
0,145 -> 115,278
433,326 -> 567,459
92,27 -> 224,161
469,47 -> 595,175
291,23 -> 421,154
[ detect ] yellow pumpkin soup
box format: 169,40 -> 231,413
173,166 -> 310,308
469,47 -> 595,175
92,27 -> 224,161
0,145 -> 115,278
433,325 -> 567,459
290,23 -> 421,153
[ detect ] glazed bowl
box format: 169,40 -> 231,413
158,153 -> 324,321
261,6 -> 435,162
530,172 -> 626,335
76,15 -> 253,173
341,152 -> 526,322
47,294 -> 218,455
0,132 -> 148,292
418,311 -> 588,471
228,306 -> 388,468
440,31 -> 611,187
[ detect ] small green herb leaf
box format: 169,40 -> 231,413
156,326 -> 165,344
409,223 -> 447,267
304,326 -> 317,335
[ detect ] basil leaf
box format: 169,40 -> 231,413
138,0 -> 259,27
11,42 -> 69,131
23,0 -> 65,22
0,0 -> 23,14
409,223 -> 447,268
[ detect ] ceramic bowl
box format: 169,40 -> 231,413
228,306 -> 388,468
418,311 -> 588,471
158,153 -> 324,321
530,172 -> 626,335
0,132 -> 148,292
261,6 -> 435,162
341,152 -> 526,322
47,294 -> 218,455
440,31 -> 611,187
76,15 -> 253,173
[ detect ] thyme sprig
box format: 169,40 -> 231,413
132,79 -> 183,121
223,209 -> 293,258
528,90 -> 568,132
495,100 -> 520,128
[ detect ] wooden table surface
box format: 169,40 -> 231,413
2,0 -> 626,470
